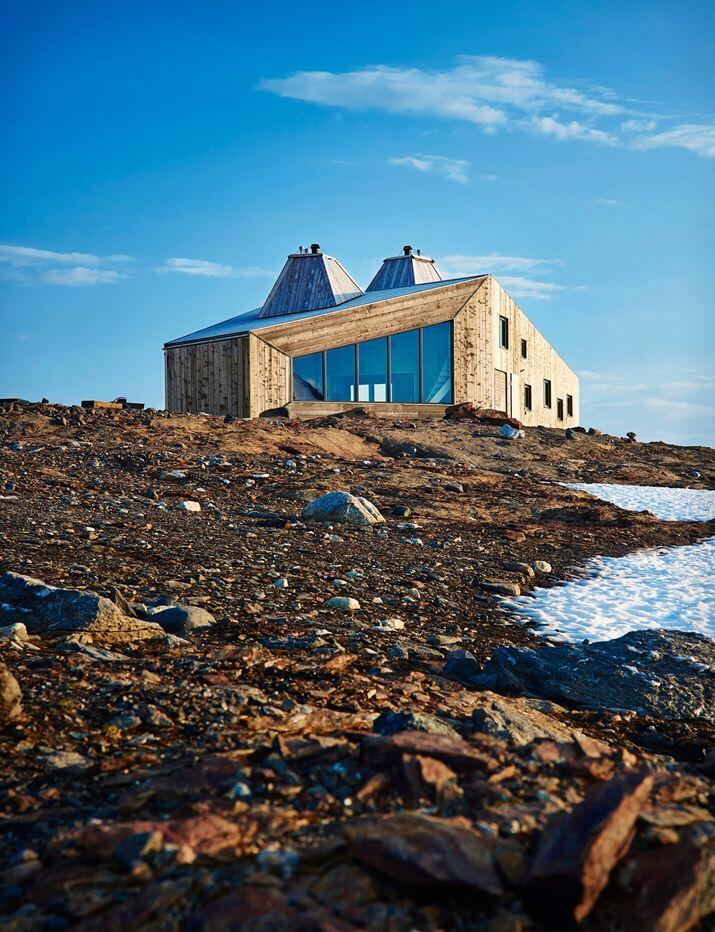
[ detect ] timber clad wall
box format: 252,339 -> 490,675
165,274 -> 579,428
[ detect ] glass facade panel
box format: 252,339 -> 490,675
292,322 -> 452,405
357,337 -> 387,402
292,352 -> 324,401
326,345 -> 356,401
422,322 -> 453,404
389,329 -> 419,403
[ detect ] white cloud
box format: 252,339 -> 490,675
524,115 -> 617,145
40,267 -> 124,286
597,197 -> 622,206
631,123 -> 715,158
438,253 -> 561,276
389,154 -> 470,183
0,242 -> 134,286
261,56 -> 715,159
158,258 -> 273,279
0,243 -> 133,267
642,397 -> 715,417
621,118 -> 657,133
499,276 -> 567,301
260,56 -> 624,133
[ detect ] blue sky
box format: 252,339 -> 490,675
1,0 -> 713,444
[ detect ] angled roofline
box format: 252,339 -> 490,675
163,275 -> 484,349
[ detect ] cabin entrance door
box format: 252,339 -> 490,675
494,369 -> 508,412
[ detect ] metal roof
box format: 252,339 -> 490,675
164,275 -> 481,348
259,246 -> 362,318
366,248 -> 443,292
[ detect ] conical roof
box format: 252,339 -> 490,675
259,243 -> 363,319
366,246 -> 442,292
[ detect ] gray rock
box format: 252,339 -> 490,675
56,639 -> 130,663
302,491 -> 384,527
444,649 -> 481,681
153,603 -> 216,635
0,572 -> 164,644
39,749 -> 90,770
323,596 -> 361,612
373,710 -> 459,738
0,662 -> 21,723
471,692 -> 575,745
471,629 -> 715,721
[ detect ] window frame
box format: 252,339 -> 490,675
543,378 -> 552,408
566,394 -> 573,417
521,338 -> 528,359
499,315 -> 509,349
291,321 -> 453,405
524,383 -> 532,411
557,397 -> 564,421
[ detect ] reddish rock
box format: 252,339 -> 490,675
362,730 -> 494,770
401,753 -> 463,803
344,812 -> 503,895
625,841 -> 715,932
527,771 -> 654,923
79,813 -> 249,861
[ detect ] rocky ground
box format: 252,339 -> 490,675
0,401 -> 714,931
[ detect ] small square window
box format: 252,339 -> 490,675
499,316 -> 509,349
544,379 -> 552,408
567,394 -> 573,417
521,339 -> 528,359
557,398 -> 564,421
524,384 -> 532,411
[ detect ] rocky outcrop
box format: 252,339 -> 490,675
0,662 -> 21,723
470,629 -> 715,720
0,572 -> 165,644
301,491 -> 384,526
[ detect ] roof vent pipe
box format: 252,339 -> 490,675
310,243 -> 320,254
403,245 -> 412,256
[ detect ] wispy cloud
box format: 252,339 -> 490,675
261,55 -> 715,158
389,154 -> 470,183
0,243 -> 133,267
157,257 -> 273,279
438,253 -> 561,275
498,276 -> 567,301
0,242 -> 133,286
631,123 -> 715,158
597,197 -> 622,207
40,267 -> 126,286
437,254 -> 571,300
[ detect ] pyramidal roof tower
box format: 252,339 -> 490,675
366,245 -> 443,292
259,243 -> 363,319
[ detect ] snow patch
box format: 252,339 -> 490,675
568,483 -> 715,522
507,483 -> 715,642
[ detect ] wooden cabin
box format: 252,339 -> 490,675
164,244 -> 579,426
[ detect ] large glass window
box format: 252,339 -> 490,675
326,345 -> 356,401
422,322 -> 453,404
292,322 -> 453,404
292,352 -> 324,401
389,329 -> 419,402
358,337 -> 387,402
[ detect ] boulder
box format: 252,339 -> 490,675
0,572 -> 165,644
0,662 -> 21,723
471,630 -> 715,720
302,491 -> 384,527
344,813 -> 502,895
373,710 -> 459,739
323,596 -> 361,612
153,604 -> 216,635
527,771 -> 653,923
471,693 -> 576,746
